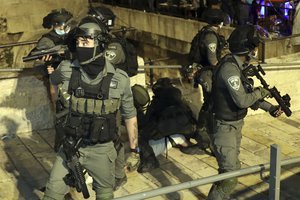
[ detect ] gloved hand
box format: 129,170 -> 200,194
126,152 -> 140,172
269,105 -> 283,117
256,86 -> 271,98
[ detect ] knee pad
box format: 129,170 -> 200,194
95,187 -> 114,200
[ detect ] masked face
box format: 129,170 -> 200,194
76,47 -> 95,63
76,37 -> 104,64
54,25 -> 70,36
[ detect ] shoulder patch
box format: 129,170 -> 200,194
105,50 -> 117,61
208,43 -> 217,53
227,76 -> 240,91
110,80 -> 118,89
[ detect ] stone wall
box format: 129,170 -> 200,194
0,75 -> 54,136
0,0 -> 89,136
0,0 -> 89,68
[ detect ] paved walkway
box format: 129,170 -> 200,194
1,111 -> 300,200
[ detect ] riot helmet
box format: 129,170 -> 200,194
88,6 -> 116,29
228,25 -> 267,55
75,21 -> 107,65
201,8 -> 231,27
42,8 -> 73,32
77,16 -> 109,42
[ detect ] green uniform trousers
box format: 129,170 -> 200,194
207,118 -> 244,200
43,141 -> 117,200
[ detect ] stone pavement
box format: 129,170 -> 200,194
0,111 -> 300,200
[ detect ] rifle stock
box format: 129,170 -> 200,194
245,64 -> 292,117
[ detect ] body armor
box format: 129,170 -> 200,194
212,55 -> 248,121
63,67 -> 120,143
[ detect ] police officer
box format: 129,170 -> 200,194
183,0 -> 230,154
32,9 -> 73,107
32,9 -> 74,152
37,8 -> 73,51
79,8 -> 134,190
207,24 -> 282,200
43,21 -> 140,200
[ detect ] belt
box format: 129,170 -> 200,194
81,139 -> 111,147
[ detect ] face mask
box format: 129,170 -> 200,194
76,47 -> 95,64
55,29 -> 67,36
54,24 -> 70,35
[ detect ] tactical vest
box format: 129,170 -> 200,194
63,67 -> 120,143
212,55 -> 247,121
43,30 -> 66,45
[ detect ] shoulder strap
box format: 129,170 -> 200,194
68,67 -> 81,94
99,73 -> 113,99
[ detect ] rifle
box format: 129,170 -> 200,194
22,45 -> 72,62
244,64 -> 292,117
62,137 -> 90,199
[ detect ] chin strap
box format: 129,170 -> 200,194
79,39 -> 103,65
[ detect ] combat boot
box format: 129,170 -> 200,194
137,155 -> 159,173
114,175 -> 127,191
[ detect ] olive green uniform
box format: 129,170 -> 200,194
43,59 -> 136,200
208,55 -> 275,200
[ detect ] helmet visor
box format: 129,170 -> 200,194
74,23 -> 103,39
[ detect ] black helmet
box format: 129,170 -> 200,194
75,18 -> 109,43
201,9 -> 231,26
228,25 -> 266,55
74,21 -> 108,65
88,6 -> 116,28
42,8 -> 73,29
131,84 -> 150,107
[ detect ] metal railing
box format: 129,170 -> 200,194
0,40 -> 37,49
114,145 -> 300,200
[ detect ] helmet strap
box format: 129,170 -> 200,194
79,39 -> 103,65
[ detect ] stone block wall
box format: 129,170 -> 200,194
0,0 -> 89,136
0,75 -> 54,136
0,0 -> 89,68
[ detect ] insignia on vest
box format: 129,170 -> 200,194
208,43 -> 217,53
105,50 -> 116,61
110,80 -> 118,89
228,76 -> 240,90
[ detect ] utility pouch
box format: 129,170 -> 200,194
98,115 -> 117,143
63,113 -> 85,137
90,117 -> 107,143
